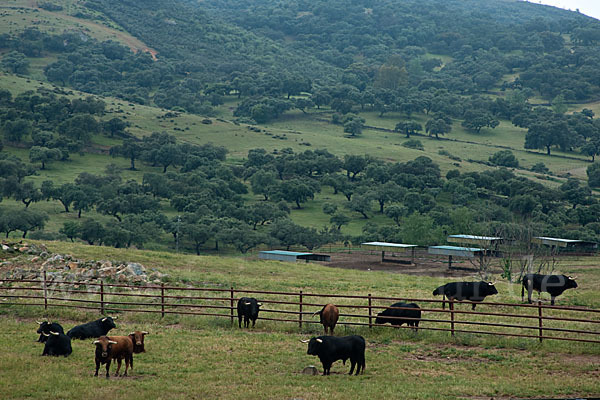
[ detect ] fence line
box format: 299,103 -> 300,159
1,277 -> 599,345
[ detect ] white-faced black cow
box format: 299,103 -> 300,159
302,335 -> 366,376
237,297 -> 261,328
36,321 -> 64,343
67,316 -> 117,340
433,281 -> 498,310
522,274 -> 577,305
41,330 -> 72,357
375,302 -> 421,331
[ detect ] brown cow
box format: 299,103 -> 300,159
93,335 -> 133,378
128,331 -> 149,354
313,304 -> 339,335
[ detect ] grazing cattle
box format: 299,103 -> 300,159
313,304 -> 339,335
302,335 -> 366,376
237,297 -> 261,328
67,316 -> 117,339
128,331 -> 149,353
433,281 -> 498,310
36,321 -> 64,343
93,335 -> 134,378
375,302 -> 421,331
522,274 -> 578,305
41,330 -> 72,357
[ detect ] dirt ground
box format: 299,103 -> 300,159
322,249 -> 503,278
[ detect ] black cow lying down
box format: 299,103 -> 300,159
522,274 -> 577,305
433,281 -> 498,310
302,335 -> 365,376
41,331 -> 72,357
36,321 -> 64,343
67,316 -> 117,339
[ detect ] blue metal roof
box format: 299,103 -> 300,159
259,250 -> 313,256
429,245 -> 483,252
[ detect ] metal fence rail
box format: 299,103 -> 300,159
1,275 -> 599,344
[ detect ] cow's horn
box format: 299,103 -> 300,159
42,332 -> 50,337
257,303 -> 262,307
300,339 -> 310,343
312,310 -> 319,317
244,302 -> 251,305
488,281 -> 496,285
569,275 -> 577,280
36,321 -> 44,325
316,338 -> 323,343
141,331 -> 149,335
93,340 -> 100,344
108,340 -> 118,344
112,316 -> 118,320
129,332 -> 135,335
50,331 -> 59,336
102,318 -> 107,322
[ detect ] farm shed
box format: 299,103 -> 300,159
428,245 -> 485,269
532,237 -> 598,253
447,234 -> 502,248
361,242 -> 418,264
258,250 -> 331,263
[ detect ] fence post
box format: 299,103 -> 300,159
449,300 -> 455,336
299,290 -> 303,330
100,281 -> 105,315
161,283 -> 165,318
368,294 -> 372,328
538,301 -> 543,343
230,287 -> 234,325
42,270 -> 48,311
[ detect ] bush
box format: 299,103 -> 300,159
489,150 -> 519,168
531,162 -> 549,174
402,139 -> 424,150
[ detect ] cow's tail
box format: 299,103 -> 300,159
521,280 -> 524,302
312,305 -> 325,317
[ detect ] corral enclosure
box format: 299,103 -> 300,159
1,241 -> 599,399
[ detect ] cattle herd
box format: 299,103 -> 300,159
36,316 -> 148,378
34,274 -> 578,377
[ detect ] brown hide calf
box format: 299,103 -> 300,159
93,335 -> 133,378
128,331 -> 149,353
313,304 -> 339,335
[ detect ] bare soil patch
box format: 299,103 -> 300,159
322,250 -> 501,278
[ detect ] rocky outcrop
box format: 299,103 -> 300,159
0,242 -> 167,286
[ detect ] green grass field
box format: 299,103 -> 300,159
1,241 -> 599,399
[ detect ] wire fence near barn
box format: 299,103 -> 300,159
1,274 -> 599,345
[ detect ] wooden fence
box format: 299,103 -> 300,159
1,275 -> 599,344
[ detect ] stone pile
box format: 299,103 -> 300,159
0,242 -> 168,286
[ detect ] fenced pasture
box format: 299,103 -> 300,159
2,275 -> 599,345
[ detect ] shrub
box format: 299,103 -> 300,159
402,139 -> 424,150
489,150 -> 519,168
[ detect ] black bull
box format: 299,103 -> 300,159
67,316 -> 117,339
303,335 -> 366,376
433,281 -> 498,310
522,274 -> 577,305
41,331 -> 72,357
36,321 -> 64,343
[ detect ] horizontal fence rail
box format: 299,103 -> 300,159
1,276 -> 599,345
